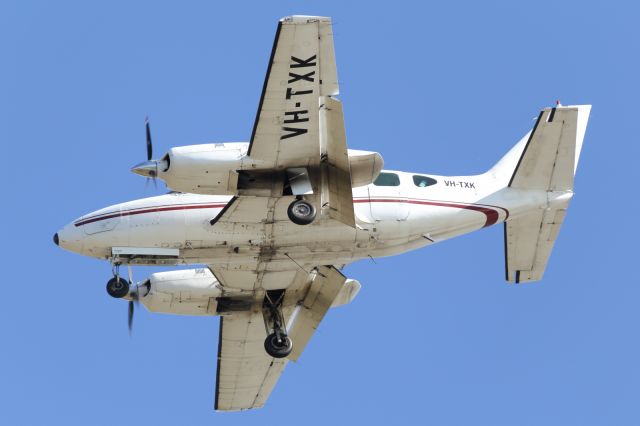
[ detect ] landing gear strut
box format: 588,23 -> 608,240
262,290 -> 293,358
287,198 -> 316,225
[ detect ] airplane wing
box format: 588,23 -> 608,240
248,15 -> 339,168
209,17 -> 358,410
214,266 -> 350,411
215,312 -> 287,411
245,15 -> 354,227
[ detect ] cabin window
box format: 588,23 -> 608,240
413,175 -> 438,188
373,172 -> 400,186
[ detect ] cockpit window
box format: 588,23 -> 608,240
413,175 -> 437,187
373,172 -> 401,186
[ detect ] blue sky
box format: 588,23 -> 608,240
2,1 -> 639,425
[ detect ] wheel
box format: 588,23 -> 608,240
287,199 -> 316,225
264,333 -> 293,358
106,277 -> 130,298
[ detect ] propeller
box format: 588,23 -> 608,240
127,265 -> 138,335
145,117 -> 153,161
131,117 -> 160,189
144,118 -> 157,190
125,265 -> 151,335
128,298 -> 135,334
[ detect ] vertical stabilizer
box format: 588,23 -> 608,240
509,105 -> 591,191
486,105 -> 591,190
501,105 -> 591,283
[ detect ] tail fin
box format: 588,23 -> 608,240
486,105 -> 591,190
500,104 -> 592,283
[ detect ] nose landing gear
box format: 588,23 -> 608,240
106,263 -> 146,335
262,290 -> 293,358
106,276 -> 130,298
106,263 -> 130,298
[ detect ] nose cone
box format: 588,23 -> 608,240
55,223 -> 84,254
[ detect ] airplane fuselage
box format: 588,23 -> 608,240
56,168 -> 571,276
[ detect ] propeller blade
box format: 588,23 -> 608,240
128,300 -> 134,335
126,265 -> 139,335
145,117 -> 153,161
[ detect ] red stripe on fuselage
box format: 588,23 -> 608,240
74,203 -> 228,227
74,198 -> 508,229
355,198 -> 507,227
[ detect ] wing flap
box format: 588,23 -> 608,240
320,97 -> 355,227
288,266 -> 347,361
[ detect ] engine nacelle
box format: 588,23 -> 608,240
138,267 -> 360,316
136,142 -> 384,195
347,150 -> 384,187
159,143 -> 249,195
139,268 -> 223,316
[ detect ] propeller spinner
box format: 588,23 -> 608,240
131,118 -> 166,182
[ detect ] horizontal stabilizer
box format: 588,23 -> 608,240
504,206 -> 568,283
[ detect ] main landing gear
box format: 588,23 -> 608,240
287,198 -> 316,225
262,290 -> 293,358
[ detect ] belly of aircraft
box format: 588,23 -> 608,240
72,191 -> 512,268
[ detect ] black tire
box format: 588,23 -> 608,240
264,333 -> 293,358
106,277 -> 130,298
287,199 -> 316,225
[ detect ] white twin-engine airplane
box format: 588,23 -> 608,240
54,16 -> 590,411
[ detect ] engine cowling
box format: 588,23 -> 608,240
158,143 -> 249,195
347,150 -> 384,187
138,267 -> 360,316
139,268 -> 223,315
142,142 -> 384,195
